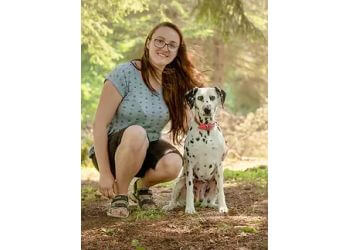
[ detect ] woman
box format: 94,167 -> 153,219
90,22 -> 205,218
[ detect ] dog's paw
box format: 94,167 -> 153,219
185,206 -> 196,214
218,206 -> 228,213
162,203 -> 175,211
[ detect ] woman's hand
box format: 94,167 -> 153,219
99,173 -> 117,198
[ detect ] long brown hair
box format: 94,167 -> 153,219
135,22 -> 206,144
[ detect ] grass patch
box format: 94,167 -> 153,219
224,166 -> 267,187
129,208 -> 166,221
237,226 -> 258,234
81,186 -> 100,203
131,239 -> 146,250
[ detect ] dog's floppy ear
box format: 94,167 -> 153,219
215,87 -> 226,108
185,87 -> 199,109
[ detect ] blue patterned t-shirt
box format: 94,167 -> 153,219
106,61 -> 170,142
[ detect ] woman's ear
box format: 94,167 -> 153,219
185,87 -> 198,109
146,37 -> 150,50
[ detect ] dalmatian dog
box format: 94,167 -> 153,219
163,87 -> 228,214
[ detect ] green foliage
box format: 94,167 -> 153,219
194,0 -> 265,42
131,239 -> 146,250
81,186 -> 99,203
238,226 -> 257,234
81,129 -> 93,167
224,166 -> 267,186
129,208 -> 166,221
81,0 -> 268,128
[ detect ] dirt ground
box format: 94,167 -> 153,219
81,177 -> 267,250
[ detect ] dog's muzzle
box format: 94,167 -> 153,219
203,107 -> 211,115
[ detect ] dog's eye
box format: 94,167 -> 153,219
209,96 -> 216,101
197,96 -> 204,101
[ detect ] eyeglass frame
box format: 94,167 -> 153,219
150,37 -> 179,52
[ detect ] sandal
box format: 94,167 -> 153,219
107,195 -> 130,218
130,179 -> 157,209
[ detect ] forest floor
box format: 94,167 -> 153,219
81,164 -> 268,250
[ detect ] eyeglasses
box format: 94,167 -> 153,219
153,38 -> 179,52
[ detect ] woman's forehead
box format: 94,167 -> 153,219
153,26 -> 180,43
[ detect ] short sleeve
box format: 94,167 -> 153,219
105,64 -> 129,97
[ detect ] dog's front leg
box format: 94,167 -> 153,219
215,164 -> 228,213
185,163 -> 196,214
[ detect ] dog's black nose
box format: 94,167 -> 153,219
204,107 -> 211,115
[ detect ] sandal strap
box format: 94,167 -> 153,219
111,195 -> 129,208
111,202 -> 128,208
137,188 -> 152,196
112,194 -> 128,202
139,198 -> 155,207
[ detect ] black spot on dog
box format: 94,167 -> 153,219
197,168 -> 199,171
188,181 -> 192,186
209,164 -> 212,168
207,131 -> 210,136
199,131 -> 203,137
193,155 -> 195,158
186,171 -> 189,176
204,165 -> 206,168
201,175 -> 203,178
196,137 -> 200,141
190,126 -> 193,131
190,140 -> 194,143
202,138 -> 205,142
207,199 -> 211,203
194,173 -> 198,179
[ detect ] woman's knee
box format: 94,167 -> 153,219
120,125 -> 149,152
158,153 -> 183,180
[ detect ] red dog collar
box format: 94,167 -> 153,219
198,123 -> 216,131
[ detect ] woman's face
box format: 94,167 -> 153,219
147,26 -> 180,69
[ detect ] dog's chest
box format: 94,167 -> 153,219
185,127 -> 225,158
184,126 -> 225,181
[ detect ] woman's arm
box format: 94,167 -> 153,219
93,80 -> 123,197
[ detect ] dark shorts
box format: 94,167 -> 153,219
89,127 -> 183,178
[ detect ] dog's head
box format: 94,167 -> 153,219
185,87 -> 226,118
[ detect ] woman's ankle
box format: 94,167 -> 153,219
137,178 -> 151,189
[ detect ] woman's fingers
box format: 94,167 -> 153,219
107,188 -> 115,198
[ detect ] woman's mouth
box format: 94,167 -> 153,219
157,52 -> 168,58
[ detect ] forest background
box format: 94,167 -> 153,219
81,0 -> 268,166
